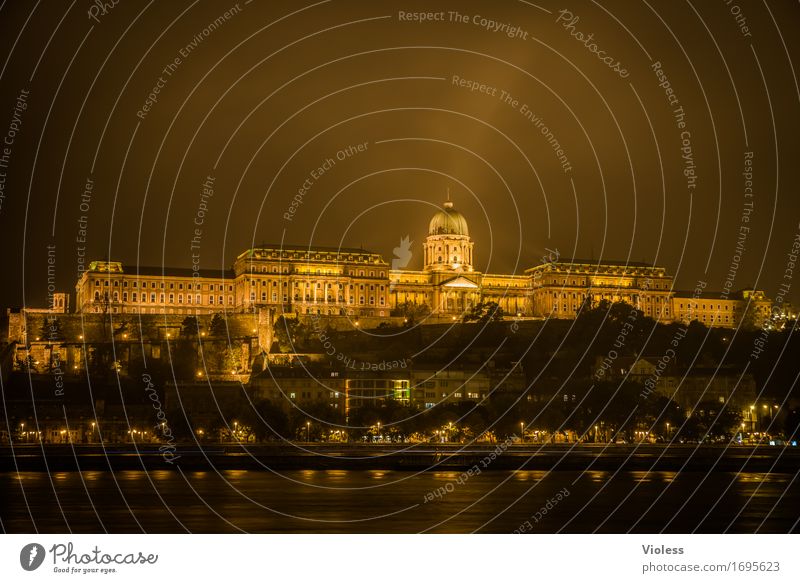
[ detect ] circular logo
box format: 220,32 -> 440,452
19,543 -> 46,571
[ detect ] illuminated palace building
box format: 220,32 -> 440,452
73,198 -> 779,329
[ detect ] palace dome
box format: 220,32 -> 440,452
429,200 -> 469,236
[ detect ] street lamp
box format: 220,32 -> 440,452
520,422 -> 525,442
306,421 -> 311,442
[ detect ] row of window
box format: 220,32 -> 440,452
538,277 -> 669,289
248,252 -> 381,263
248,292 -> 384,306
677,303 -> 735,311
92,307 -> 219,314
95,291 -> 234,305
93,279 -> 231,292
248,266 -> 386,277
246,280 -> 385,292
423,391 -> 482,399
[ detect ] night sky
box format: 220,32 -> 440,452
0,0 -> 798,308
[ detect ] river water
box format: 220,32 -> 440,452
1,470 -> 797,533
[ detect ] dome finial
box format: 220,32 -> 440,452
444,187 -> 453,209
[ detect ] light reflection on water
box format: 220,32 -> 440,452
0,470 -> 797,533
510,470 -> 547,482
628,471 -> 677,483
587,471 -> 608,483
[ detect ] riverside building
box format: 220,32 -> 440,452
72,197 -> 775,329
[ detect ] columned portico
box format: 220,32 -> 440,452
437,276 -> 481,314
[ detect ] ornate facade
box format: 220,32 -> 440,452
232,245 -> 389,316
74,261 -> 234,315
671,289 -> 773,329
75,247 -> 389,317
72,198 -> 776,329
389,198 -> 529,317
527,260 -> 675,322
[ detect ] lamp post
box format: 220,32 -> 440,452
520,422 -> 525,443
306,421 -> 311,442
665,422 -> 670,441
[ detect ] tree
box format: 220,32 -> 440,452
181,316 -> 199,337
39,317 -> 64,342
113,320 -> 130,339
391,301 -> 431,321
222,345 -> 243,373
209,313 -> 227,337
463,301 -> 504,324
87,344 -> 116,381
168,338 -> 197,380
242,400 -> 290,441
273,315 -> 316,352
19,354 -> 38,373
739,301 -> 762,331
678,400 -> 743,441
575,293 -> 594,315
